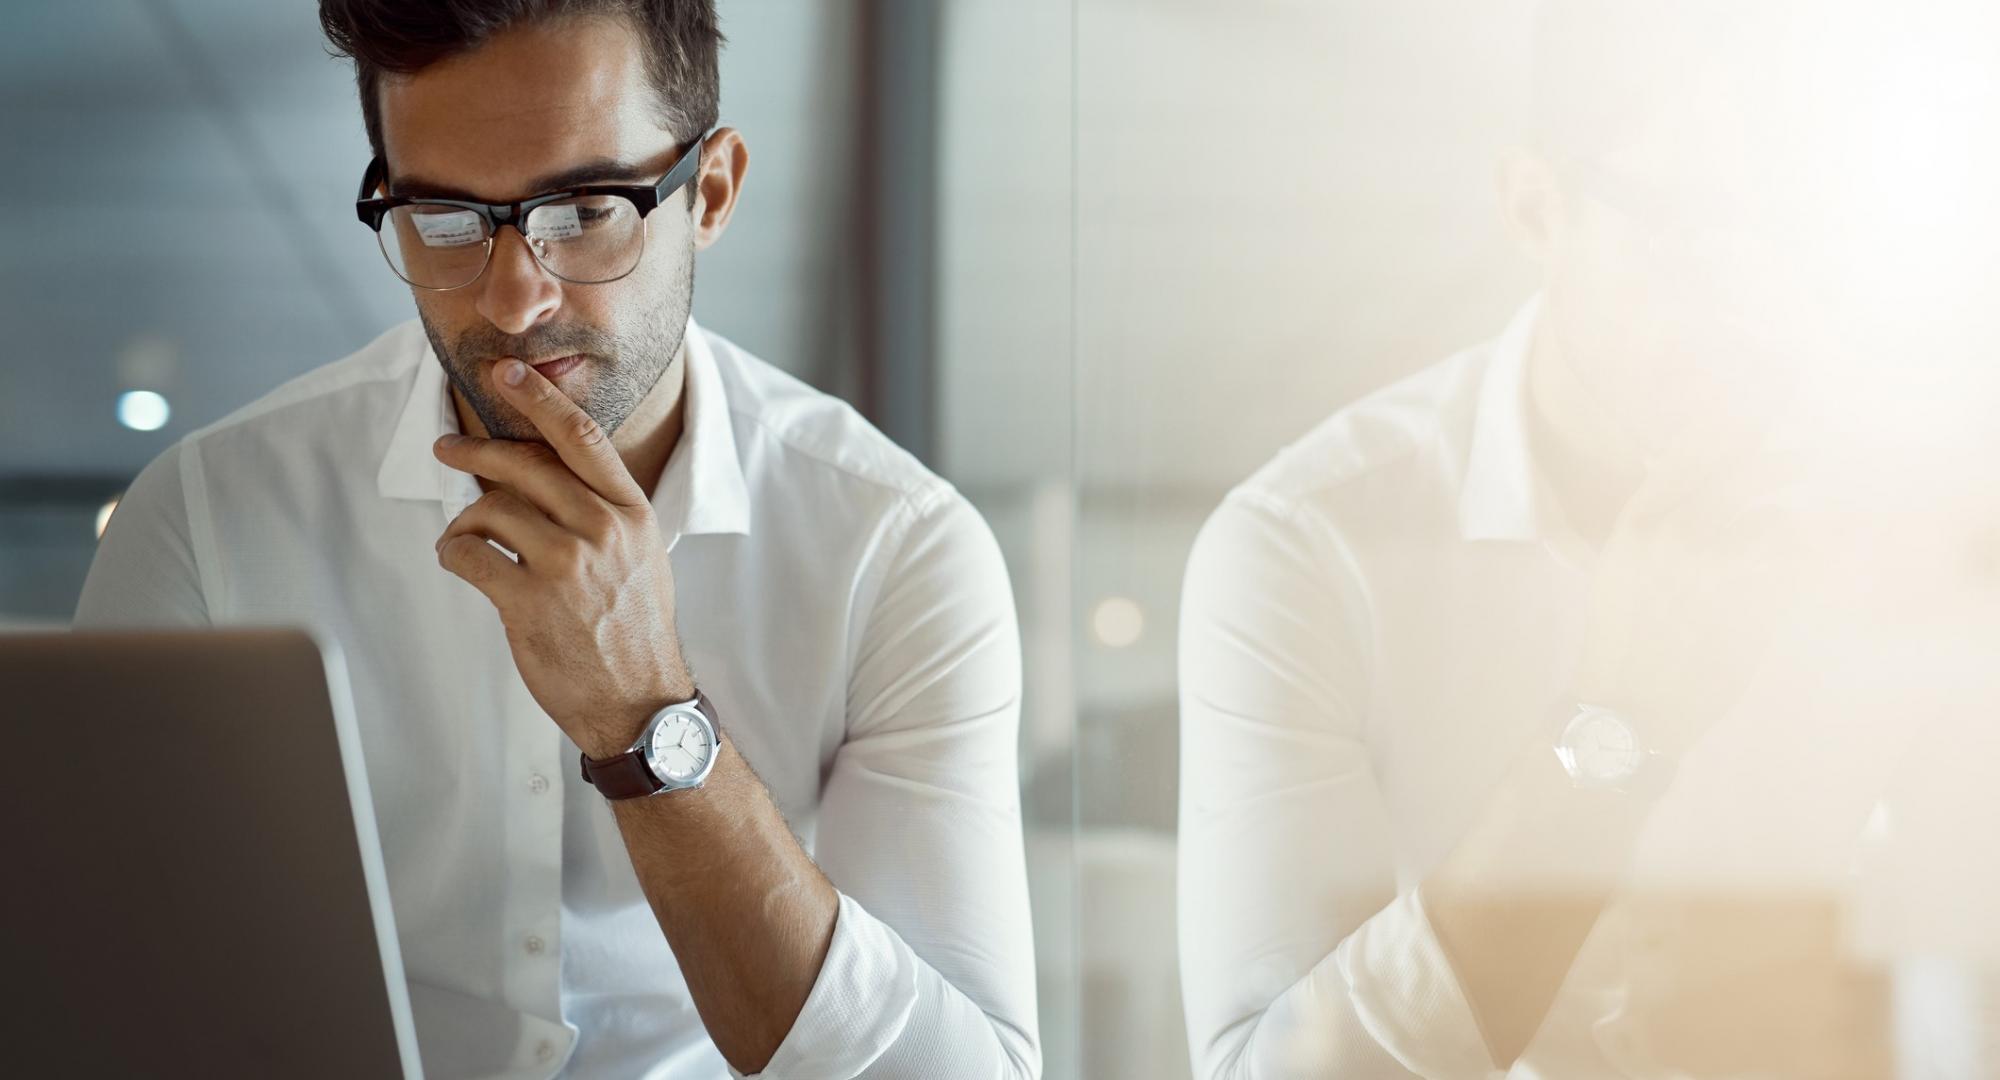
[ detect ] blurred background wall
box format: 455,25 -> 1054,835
0,2 -> 1547,1075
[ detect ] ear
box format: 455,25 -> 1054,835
1497,146 -> 1567,266
691,127 -> 748,252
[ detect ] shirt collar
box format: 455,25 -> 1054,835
654,319 -> 751,541
1456,294 -> 1564,544
376,317 -> 750,544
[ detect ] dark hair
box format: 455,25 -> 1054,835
1530,0 -> 1782,167
320,0 -> 723,163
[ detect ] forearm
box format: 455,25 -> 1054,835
611,736 -> 839,1075
1187,889 -> 1450,1079
1419,739 -> 1655,1066
1199,743 -> 1647,1077
775,895 -> 1041,1080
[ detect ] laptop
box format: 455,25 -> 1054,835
0,627 -> 424,1079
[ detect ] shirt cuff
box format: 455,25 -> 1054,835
1336,887 -> 1501,1079
737,893 -> 919,1080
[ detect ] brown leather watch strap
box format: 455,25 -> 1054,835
578,692 -> 720,800
693,690 -> 719,738
578,748 -> 663,800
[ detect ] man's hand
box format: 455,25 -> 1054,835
431,357 -> 690,758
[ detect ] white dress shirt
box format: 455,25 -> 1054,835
1177,300 -> 1571,1080
75,317 -> 1040,1080
1176,298 -> 1904,1079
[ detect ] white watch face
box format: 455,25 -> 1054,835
1556,705 -> 1645,784
644,705 -> 716,786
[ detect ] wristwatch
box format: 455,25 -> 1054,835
1551,702 -> 1674,799
579,691 -> 721,800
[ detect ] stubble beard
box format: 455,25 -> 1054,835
420,240 -> 695,444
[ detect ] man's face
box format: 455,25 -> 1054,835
376,15 -> 696,442
1536,66 -> 1831,461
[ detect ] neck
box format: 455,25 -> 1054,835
452,338 -> 690,500
1524,322 -> 1645,548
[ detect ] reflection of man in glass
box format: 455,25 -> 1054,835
1176,3 -> 1994,1076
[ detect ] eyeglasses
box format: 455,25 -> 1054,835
1560,158 -> 1834,289
353,135 -> 707,291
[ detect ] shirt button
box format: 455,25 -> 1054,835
524,933 -> 546,956
527,773 -> 549,795
535,1038 -> 555,1063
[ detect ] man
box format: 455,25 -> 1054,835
1175,3 -> 1975,1077
74,3 -> 1038,1078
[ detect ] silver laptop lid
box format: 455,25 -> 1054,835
0,627 -> 423,1079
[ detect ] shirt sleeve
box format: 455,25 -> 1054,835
73,439 -> 211,629
746,489 -> 1039,1080
1177,491 -> 1497,1080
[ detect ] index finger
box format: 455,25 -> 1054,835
491,357 -> 647,508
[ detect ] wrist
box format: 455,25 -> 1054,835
576,710 -> 652,761
575,668 -> 697,761
1549,699 -> 1678,800
578,691 -> 723,801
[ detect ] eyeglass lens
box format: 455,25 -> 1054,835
376,194 -> 647,289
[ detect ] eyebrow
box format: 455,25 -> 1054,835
388,158 -> 651,202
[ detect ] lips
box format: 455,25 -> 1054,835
526,354 -> 585,379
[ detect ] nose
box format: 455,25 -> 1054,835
474,226 -> 562,335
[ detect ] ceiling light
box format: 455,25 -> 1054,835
1090,596 -> 1146,649
117,390 -> 170,432
95,497 -> 121,540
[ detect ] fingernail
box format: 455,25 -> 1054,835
500,359 -> 527,386
436,433 -> 464,449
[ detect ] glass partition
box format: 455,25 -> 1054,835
1071,1 -> 2000,1076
